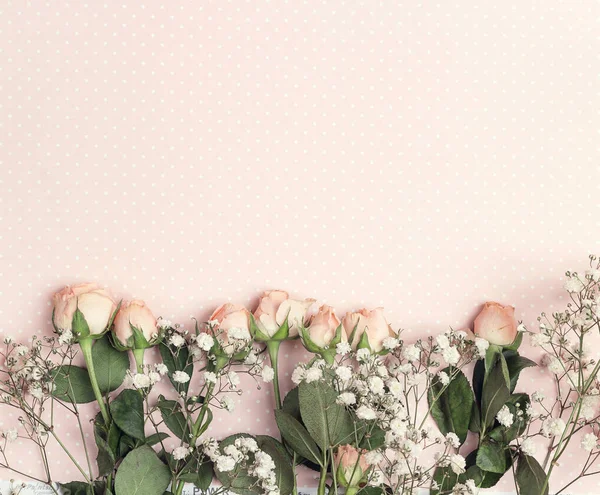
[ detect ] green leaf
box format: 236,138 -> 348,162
469,401 -> 481,434
256,435 -> 294,495
179,457 -> 213,490
428,367 -> 474,445
146,432 -> 170,447
476,441 -> 507,474
51,365 -> 96,404
282,386 -> 300,420
157,395 -> 190,440
358,422 -> 386,451
488,393 -> 531,443
504,331 -> 523,351
462,450 -> 510,489
431,465 -> 460,495
60,481 -> 106,495
504,352 -> 536,392
516,453 -> 548,495
114,445 -> 171,495
110,389 -> 146,440
298,381 -> 353,449
159,342 -> 193,394
214,434 -> 262,495
274,409 -> 322,466
92,334 -> 130,395
472,359 -> 485,406
93,419 -> 116,477
482,353 -> 511,428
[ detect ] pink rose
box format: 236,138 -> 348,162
112,300 -> 158,348
52,283 -> 117,337
334,445 -> 371,487
342,308 -> 396,352
473,301 -> 517,346
209,303 -> 252,355
253,290 -> 315,338
306,305 -> 344,348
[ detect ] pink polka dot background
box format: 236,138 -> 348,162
1,0 -> 599,493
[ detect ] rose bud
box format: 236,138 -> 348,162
300,305 -> 345,363
342,308 -> 397,353
334,445 -> 371,488
207,303 -> 252,363
252,290 -> 315,341
473,301 -> 518,346
52,283 -> 118,340
112,300 -> 160,350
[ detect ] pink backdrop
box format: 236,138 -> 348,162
1,0 -> 599,493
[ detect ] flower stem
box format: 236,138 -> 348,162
317,466 -> 328,495
266,340 -> 282,409
132,348 -> 145,373
79,337 -> 110,424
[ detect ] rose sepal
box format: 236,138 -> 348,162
249,313 -> 290,342
355,328 -> 391,357
299,323 -> 344,364
111,321 -> 163,351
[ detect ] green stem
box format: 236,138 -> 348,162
192,382 -> 216,438
317,466 -> 328,495
345,488 -> 359,495
79,337 -> 110,424
174,479 -> 184,495
266,340 -> 282,409
133,348 -> 146,373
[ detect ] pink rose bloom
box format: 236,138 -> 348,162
334,444 -> 371,487
306,305 -> 344,348
253,290 -> 315,338
52,283 -> 117,336
342,307 -> 396,352
473,301 -> 517,346
209,303 -> 252,353
113,300 -> 158,347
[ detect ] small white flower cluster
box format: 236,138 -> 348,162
125,362 -> 168,390
201,436 -> 280,495
434,329 -> 472,365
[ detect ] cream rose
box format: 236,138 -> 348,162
306,305 -> 344,348
334,444 -> 371,488
52,283 -> 117,338
112,300 -> 158,348
473,301 -> 518,346
342,307 -> 396,352
253,289 -> 315,338
209,303 -> 252,355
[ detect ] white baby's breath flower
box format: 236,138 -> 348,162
58,330 -> 74,345
442,346 -> 460,366
437,371 -> 450,386
148,371 -> 161,385
335,366 -> 352,381
336,392 -> 356,406
530,332 -> 551,347
356,405 -> 377,420
204,371 -> 218,384
216,455 -> 237,472
336,342 -> 352,355
227,371 -> 240,388
132,373 -> 151,389
496,405 -> 514,428
305,367 -> 323,383
196,333 -> 214,351
474,337 -> 489,358
356,348 -> 371,361
168,334 -> 186,348
3,428 -> 18,443
449,453 -> 466,474
542,418 -> 566,438
368,376 -> 385,395
172,446 -> 191,460
520,438 -> 537,456
291,366 -> 306,385
581,433 -> 597,452
382,337 -> 399,350
221,395 -> 235,412
436,334 -> 450,350
172,371 -> 190,384
402,344 -> 421,363
261,366 -> 275,383
517,323 -> 527,333
564,277 -> 585,293
445,432 -> 460,449
16,345 -> 29,356
155,363 -> 169,375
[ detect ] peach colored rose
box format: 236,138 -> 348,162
342,307 -> 396,352
306,305 -> 344,348
254,289 -> 315,338
52,283 -> 117,336
334,445 -> 371,487
112,300 -> 158,347
473,301 -> 517,346
209,303 -> 252,354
